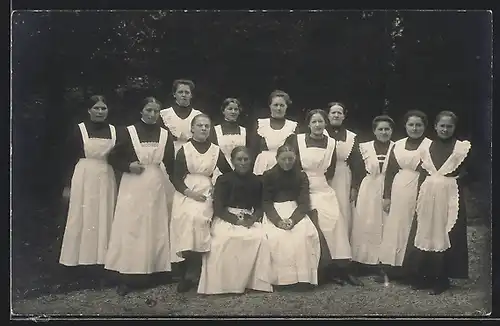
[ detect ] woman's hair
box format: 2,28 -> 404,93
305,109 -> 329,127
143,96 -> 162,108
221,98 -> 242,112
89,95 -> 107,107
230,146 -> 250,161
404,110 -> 428,127
434,110 -> 458,125
268,90 -> 292,106
172,79 -> 195,94
191,113 -> 211,128
276,143 -> 296,158
372,115 -> 395,131
327,101 -> 347,115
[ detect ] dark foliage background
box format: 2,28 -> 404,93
11,11 -> 492,295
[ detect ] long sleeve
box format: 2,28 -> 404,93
162,129 -> 176,182
212,176 -> 240,225
172,147 -> 189,193
325,147 -> 337,181
208,126 -> 218,145
107,127 -> 137,174
383,148 -> 400,199
249,120 -> 265,161
262,173 -> 282,227
289,171 -> 311,225
350,142 -> 366,190
216,149 -> 233,174
64,126 -> 84,187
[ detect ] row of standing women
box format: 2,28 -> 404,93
58,79 -> 471,297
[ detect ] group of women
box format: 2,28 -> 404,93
58,79 -> 471,298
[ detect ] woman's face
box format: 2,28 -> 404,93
309,113 -> 326,136
374,121 -> 393,143
405,116 -> 426,139
223,102 -> 240,122
232,150 -> 251,174
191,116 -> 211,141
88,101 -> 108,122
269,96 -> 287,119
328,105 -> 345,127
435,115 -> 456,140
141,103 -> 160,124
174,84 -> 192,107
277,150 -> 296,171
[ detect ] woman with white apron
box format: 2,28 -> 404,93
105,97 -> 176,296
59,95 -> 117,290
403,111 -> 471,295
325,102 -> 363,238
251,90 -> 299,175
351,115 -> 395,276
285,109 -> 362,287
198,146 -> 273,295
170,114 -> 233,293
378,110 -> 432,283
261,144 -> 321,289
209,98 -> 250,184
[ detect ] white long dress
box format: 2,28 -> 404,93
170,142 -> 220,260
197,208 -> 273,294
262,199 -> 321,285
414,140 -> 471,252
297,134 -> 351,260
253,118 -> 297,175
104,126 -> 172,274
59,123 -> 117,266
328,129 -> 357,237
211,124 -> 246,184
351,140 -> 395,265
378,137 -> 432,266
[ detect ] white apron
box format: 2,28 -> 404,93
170,142 -> 219,261
378,137 -> 432,266
327,129 -> 357,237
262,201 -> 321,285
211,125 -> 246,184
59,123 -> 117,266
160,107 -> 202,215
197,207 -> 273,294
104,126 -> 171,274
297,134 -> 351,259
253,118 -> 297,175
351,140 -> 395,265
414,140 -> 471,252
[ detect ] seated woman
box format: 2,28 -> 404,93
197,146 -> 273,295
261,144 -> 321,289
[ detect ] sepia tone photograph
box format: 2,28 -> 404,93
11,9 -> 492,318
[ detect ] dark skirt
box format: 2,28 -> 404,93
402,186 -> 469,279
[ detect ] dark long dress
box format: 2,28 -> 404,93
403,137 -> 470,279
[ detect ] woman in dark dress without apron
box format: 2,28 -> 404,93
170,114 -> 233,293
209,98 -> 251,183
104,97 -> 176,296
59,95 -> 117,289
403,110 -> 471,295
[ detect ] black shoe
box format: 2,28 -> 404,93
176,279 -> 193,293
411,277 -> 431,290
345,274 -> 364,286
429,278 -> 450,295
117,284 -> 131,296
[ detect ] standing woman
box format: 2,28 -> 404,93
325,102 -> 363,237
59,95 -> 117,288
198,146 -> 273,295
170,114 -> 233,293
378,110 -> 432,282
351,115 -> 395,273
251,90 -> 299,175
261,144 -> 321,288
209,98 -> 251,182
104,97 -> 176,296
285,109 -> 362,286
404,111 -> 471,295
